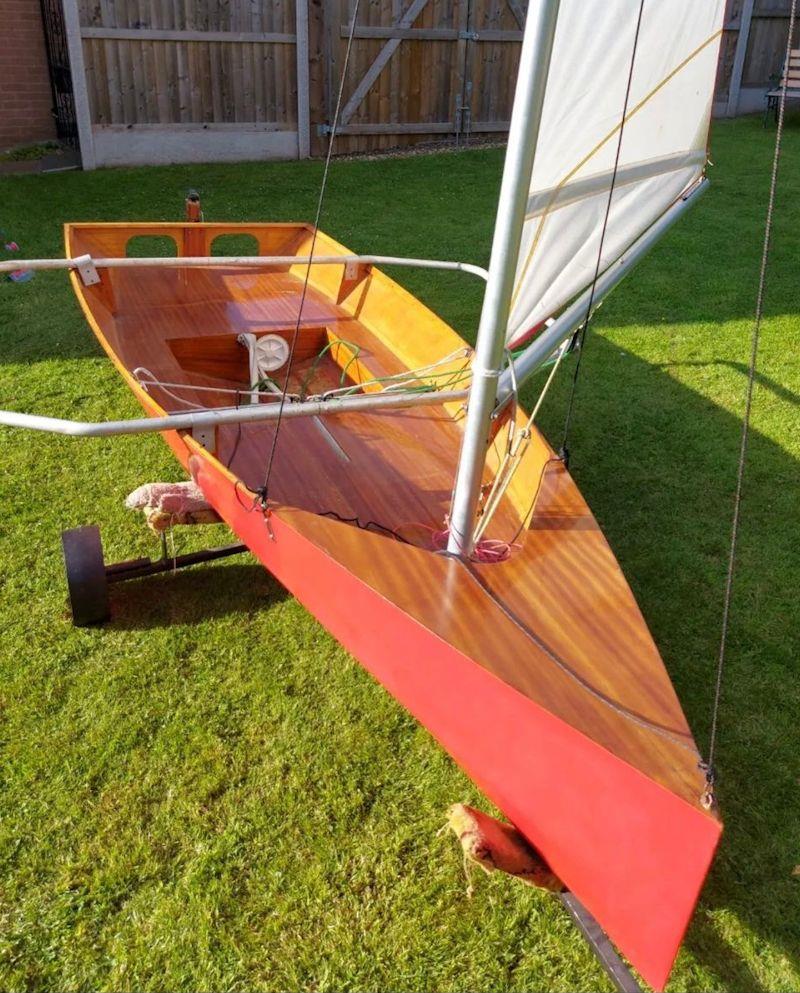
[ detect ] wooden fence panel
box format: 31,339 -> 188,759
78,0 -> 298,126
70,0 -> 303,166
715,0 -> 744,105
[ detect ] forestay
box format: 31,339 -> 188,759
506,0 -> 726,346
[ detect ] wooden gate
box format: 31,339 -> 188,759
462,0 -> 526,137
312,0 -> 526,155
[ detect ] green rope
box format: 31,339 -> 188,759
337,342 -> 363,386
333,364 -> 472,399
297,338 -> 362,399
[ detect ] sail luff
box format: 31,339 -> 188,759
446,0 -> 562,557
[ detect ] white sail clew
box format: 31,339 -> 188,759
506,0 -> 726,347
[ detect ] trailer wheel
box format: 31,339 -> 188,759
61,525 -> 110,626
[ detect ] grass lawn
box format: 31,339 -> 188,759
0,114 -> 798,992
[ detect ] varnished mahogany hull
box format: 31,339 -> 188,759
64,222 -> 721,990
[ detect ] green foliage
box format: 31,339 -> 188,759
0,115 -> 799,991
0,142 -> 61,163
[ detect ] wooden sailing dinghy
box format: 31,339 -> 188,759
1,1 -> 730,988
60,210 -> 721,989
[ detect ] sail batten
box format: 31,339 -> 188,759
506,0 -> 726,346
524,150 -> 707,220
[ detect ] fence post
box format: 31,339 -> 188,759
296,0 -> 311,157
61,0 -> 95,169
726,0 -> 755,117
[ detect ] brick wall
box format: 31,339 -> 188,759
0,0 -> 57,151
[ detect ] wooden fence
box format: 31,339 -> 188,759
716,0 -> 799,116
64,0 -> 799,169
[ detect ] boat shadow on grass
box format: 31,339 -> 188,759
531,333 -> 799,991
654,359 -> 800,411
683,911 -> 770,993
105,561 -> 289,631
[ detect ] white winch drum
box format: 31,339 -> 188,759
254,334 -> 290,373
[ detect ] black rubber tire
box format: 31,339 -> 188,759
61,525 -> 110,626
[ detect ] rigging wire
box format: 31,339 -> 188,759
256,0 -> 363,507
473,337 -> 569,545
558,0 -> 647,466
702,0 -> 797,808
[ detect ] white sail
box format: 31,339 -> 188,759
506,0 -> 726,346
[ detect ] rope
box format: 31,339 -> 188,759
256,0 -> 363,506
133,351 -> 468,411
133,370 -> 293,407
703,0 -> 797,809
559,0 -> 647,465
313,348 -> 471,400
132,366 -> 206,410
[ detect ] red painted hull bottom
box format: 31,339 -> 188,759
182,448 -> 719,991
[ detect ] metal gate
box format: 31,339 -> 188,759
39,0 -> 79,150
319,0 -> 526,152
